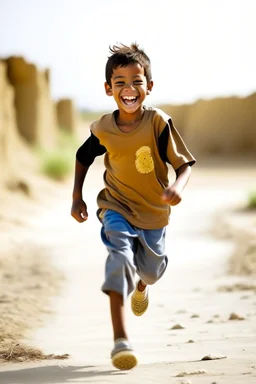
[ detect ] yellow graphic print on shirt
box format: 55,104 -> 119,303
135,146 -> 154,174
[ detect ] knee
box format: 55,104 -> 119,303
140,257 -> 168,285
103,257 -> 136,299
141,270 -> 160,285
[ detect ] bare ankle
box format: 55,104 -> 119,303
114,333 -> 128,342
138,280 -> 147,292
109,291 -> 128,342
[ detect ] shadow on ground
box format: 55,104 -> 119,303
0,364 -> 127,384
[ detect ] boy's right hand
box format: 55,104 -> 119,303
71,199 -> 88,223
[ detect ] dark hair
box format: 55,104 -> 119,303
105,42 -> 152,86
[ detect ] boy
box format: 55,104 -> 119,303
71,43 -> 196,370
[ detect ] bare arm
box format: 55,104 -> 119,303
71,160 -> 90,222
162,163 -> 192,206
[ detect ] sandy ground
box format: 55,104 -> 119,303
0,161 -> 256,383
0,172 -> 68,362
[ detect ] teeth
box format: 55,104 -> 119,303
122,96 -> 136,100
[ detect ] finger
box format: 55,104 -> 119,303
162,193 -> 180,205
78,213 -> 86,222
71,211 -> 86,223
74,215 -> 85,223
162,190 -> 172,199
81,212 -> 88,220
162,193 -> 174,202
170,197 -> 181,206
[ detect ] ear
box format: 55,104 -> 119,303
104,82 -> 113,96
146,80 -> 154,95
147,80 -> 154,95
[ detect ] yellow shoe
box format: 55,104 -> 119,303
111,338 -> 138,370
131,281 -> 149,316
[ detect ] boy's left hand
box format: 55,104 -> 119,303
162,185 -> 182,206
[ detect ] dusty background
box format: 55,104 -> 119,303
0,55 -> 256,382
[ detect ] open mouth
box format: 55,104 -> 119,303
121,96 -> 139,105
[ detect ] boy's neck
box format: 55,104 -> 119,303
116,108 -> 145,133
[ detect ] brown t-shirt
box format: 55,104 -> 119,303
77,106 -> 196,229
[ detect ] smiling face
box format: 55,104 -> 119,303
105,63 -> 153,115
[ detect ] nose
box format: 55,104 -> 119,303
123,83 -> 136,92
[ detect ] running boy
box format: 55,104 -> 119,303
71,43 -> 196,370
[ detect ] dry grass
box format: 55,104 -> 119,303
0,343 -> 69,363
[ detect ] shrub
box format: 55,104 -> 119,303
40,151 -> 73,181
38,130 -> 78,181
248,191 -> 256,210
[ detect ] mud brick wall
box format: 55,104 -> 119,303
5,56 -> 57,149
56,98 -> 77,133
0,61 -> 19,180
162,93 -> 256,156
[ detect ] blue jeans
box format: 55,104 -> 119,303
100,209 -> 168,300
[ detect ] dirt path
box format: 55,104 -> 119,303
0,164 -> 256,383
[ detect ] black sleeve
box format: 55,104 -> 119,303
158,121 -> 196,168
76,132 -> 106,167
158,124 -> 170,164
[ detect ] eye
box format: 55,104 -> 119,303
115,81 -> 125,85
134,80 -> 144,85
